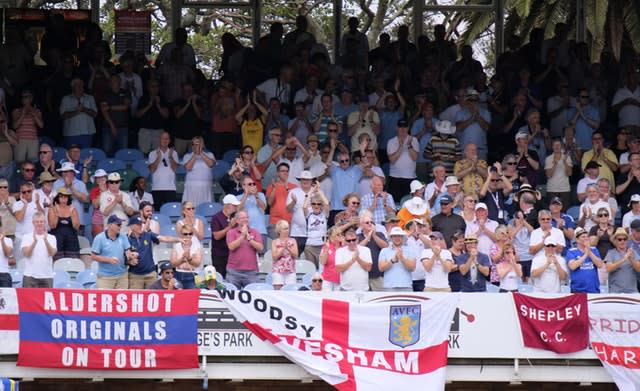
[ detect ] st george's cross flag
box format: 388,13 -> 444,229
218,290 -> 459,391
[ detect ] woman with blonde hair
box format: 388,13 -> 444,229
182,135 -> 216,205
271,219 -> 298,290
170,224 -> 203,289
319,226 -> 344,291
489,224 -> 514,285
333,192 -> 361,228
497,242 -> 522,292
176,201 -> 206,242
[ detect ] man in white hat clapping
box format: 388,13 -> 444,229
53,161 -> 88,214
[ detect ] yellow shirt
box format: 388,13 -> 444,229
241,118 -> 264,152
581,149 -> 618,188
453,159 -> 488,196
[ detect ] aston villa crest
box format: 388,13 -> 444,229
389,305 -> 420,348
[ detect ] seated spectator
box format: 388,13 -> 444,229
10,161 -> 37,197
198,265 -> 225,290
335,228 -> 372,291
425,164 -> 447,208
128,176 -> 153,211
432,194 -> 467,248
598,178 -> 618,218
531,236 -> 568,293
622,194 -> 640,230
226,210 -> 263,288
100,172 -> 135,233
170,223 -> 203,289
148,131 -> 179,208
549,197 -> 575,251
13,182 -> 38,260
47,188 -> 80,260
53,162 -> 89,214
360,176 -> 395,225
176,201 -> 206,243
604,227 -> 640,294
578,184 -> 612,231
13,89 -> 44,163
378,226 -> 415,291
421,231 -> 454,292
496,242 -> 522,292
182,136 -> 216,205
35,171 -> 57,219
303,192 -> 330,267
320,226 -> 344,291
150,262 -> 182,290
271,220 -> 298,290
21,212 -> 57,288
0,218 -> 13,287
397,196 -> 429,229
577,161 -> 601,202
581,131 -> 618,188
128,215 -> 179,289
330,185 -> 359,225
0,179 -> 16,239
433,176 -> 463,215
456,235 -> 491,292
91,215 -> 135,289
465,202 -> 498,255
566,227 -> 604,293
545,138 -> 573,207
589,207 -> 615,259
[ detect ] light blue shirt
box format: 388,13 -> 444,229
91,231 -> 131,277
410,117 -> 436,163
330,164 -> 363,210
455,108 -> 491,152
379,245 -> 415,288
567,105 -> 600,151
52,178 -> 88,213
238,192 -> 267,235
379,111 -> 403,149
59,94 -> 97,136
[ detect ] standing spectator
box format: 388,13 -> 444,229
238,176 -> 267,244
479,163 -> 513,224
448,230 -> 466,292
170,224 -> 203,289
320,226 -> 344,291
360,176 -> 395,225
127,215 -> 178,289
581,131 -> 618,188
266,162 -> 296,238
531,236 -> 568,293
303,192 -> 330,267
0,179 -> 16,239
465,202 -> 498,255
47,189 -> 80,260
10,161 -> 37,197
91,215 -> 135,289
327,146 -> 363,223
257,127 -> 283,188
12,89 -> 43,163
148,131 -> 179,208
578,184 -> 612,231
577,161 -> 601,202
598,178 -> 618,219
128,176 -> 153,211
510,194 -> 536,282
496,243 -> 522,292
59,78 -> 97,148
425,164 -> 448,208
387,118 -> 419,202
90,169 -> 107,237
378,227 -> 415,291
611,71 -> 640,132
529,210 -> 565,258
340,17 -> 369,70
271,220 -> 298,290
176,201 -> 206,243
53,162 -> 89,214
622,194 -> 640,230
0,218 -> 13,287
410,102 -> 436,180
59,145 -> 91,182
34,172 -> 56,218
34,143 -> 59,179
547,81 -> 574,138
549,197 -> 576,251
0,121 -> 17,181
588,207 -> 615,259
424,121 -> 462,177
421,231 -> 455,292
616,152 -> 640,215
286,170 -> 316,251
100,172 -> 135,233
13,182 -> 38,260
182,136 -> 216,205
456,235 -> 491,292
236,92 -> 268,153
312,95 -> 341,144
513,130 -> 540,187
432,194 -> 467,247
488,225 -> 512,285
136,80 -> 169,155
156,28 -> 197,68
210,195 -> 240,278
171,82 -> 202,157
604,227 -> 640,294
455,89 -> 491,159
433,176 -> 464,215
347,95 -> 380,152
567,227 -> 604,293
139,201 -> 160,234
357,209 -> 389,291
335,228 -> 372,291
454,143 -> 488,196
545,138 -> 573,207
100,74 -> 131,156
21,212 -> 57,288
568,88 -> 600,151
226,210 -> 264,288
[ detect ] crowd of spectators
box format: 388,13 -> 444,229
0,16 -> 639,293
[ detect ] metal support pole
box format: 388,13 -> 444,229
90,0 -> 99,24
252,0 -> 261,48
413,0 -> 424,42
170,0 -> 182,38
575,0 -> 586,42
333,0 -> 342,64
495,0 -> 504,56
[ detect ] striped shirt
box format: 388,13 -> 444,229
424,134 -> 462,176
13,108 -> 40,140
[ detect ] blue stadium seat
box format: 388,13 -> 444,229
97,158 -> 127,172
211,161 -> 230,181
196,202 -> 222,219
244,282 -> 273,291
76,270 -> 98,288
115,148 -> 145,162
54,281 -> 84,289
10,269 -> 23,288
160,202 -> 182,220
222,149 -> 240,164
152,213 -> 172,228
222,281 -> 238,290
132,159 -> 151,178
53,269 -> 71,285
160,223 -> 177,237
80,147 -> 107,163
281,283 -> 308,291
566,206 -> 580,221
52,147 -> 67,162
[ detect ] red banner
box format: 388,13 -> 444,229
16,289 -> 200,370
512,293 -> 589,354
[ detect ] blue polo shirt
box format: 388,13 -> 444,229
566,247 -> 601,293
455,252 -> 491,292
92,231 -> 131,277
379,246 -> 415,289
127,231 -> 160,275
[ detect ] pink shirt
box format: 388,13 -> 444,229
321,243 -> 340,284
226,227 -> 262,271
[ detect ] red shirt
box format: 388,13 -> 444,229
226,227 -> 262,271
266,181 -> 296,225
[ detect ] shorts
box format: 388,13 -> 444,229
520,260 -> 532,278
271,271 -> 297,286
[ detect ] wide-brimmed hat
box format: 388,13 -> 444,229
91,169 -> 108,183
296,170 -> 315,180
222,194 -> 240,206
574,227 -> 588,240
107,172 -> 122,182
444,176 -> 460,187
514,183 -> 541,201
610,227 -> 629,243
435,120 -> 456,135
409,180 -> 425,194
56,161 -> 78,174
389,227 -> 406,237
384,213 -> 400,223
404,196 -> 429,215
38,171 -> 56,185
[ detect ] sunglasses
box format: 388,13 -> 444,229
328,129 -> 339,133
184,207 -> 195,210
243,150 -> 254,154
539,218 -> 551,221
345,238 -> 357,243
0,186 -> 7,189
23,168 -> 35,172
108,181 -> 121,184
312,279 -> 323,283
363,221 -> 373,225
21,190 -> 32,194
182,232 -> 194,236
311,202 -> 322,206
616,237 -> 628,241
39,151 -> 50,154
246,182 -> 256,186
351,201 -> 360,205
598,214 -> 609,217
114,223 -> 122,227
339,159 -> 350,163
506,162 -> 517,165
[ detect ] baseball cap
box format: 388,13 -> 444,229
515,130 -> 530,141
204,265 -> 217,281
397,118 -> 409,127
158,262 -> 175,272
440,194 -> 453,204
429,231 -> 444,240
107,215 -> 124,225
543,236 -> 557,246
389,227 -> 406,236
128,215 -> 143,226
550,196 -> 563,205
222,194 -> 240,206
475,202 -> 488,211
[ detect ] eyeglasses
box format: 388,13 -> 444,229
182,232 -> 194,236
39,151 -> 50,154
328,128 -> 338,133
539,218 -> 551,221
23,168 -> 35,172
351,201 -> 360,205
114,223 -> 122,227
339,159 -> 350,163
311,202 -> 322,206
363,221 -> 373,225
108,181 -> 121,184
0,186 -> 7,189
184,207 -> 195,210
246,182 -> 256,186
616,237 -> 628,241
21,190 -> 32,194
598,214 -> 609,217
506,162 -> 517,165
312,278 -> 323,283
345,238 -> 357,243
243,150 -> 254,155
